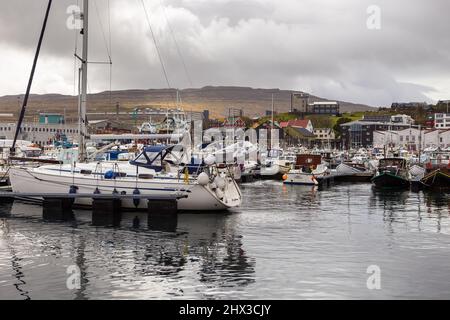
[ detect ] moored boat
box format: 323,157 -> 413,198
420,168 -> 450,191
371,158 -> 410,189
9,145 -> 242,211
283,154 -> 328,185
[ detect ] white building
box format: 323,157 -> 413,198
434,113 -> 450,129
373,128 -> 450,150
314,128 -> 335,141
391,114 -> 415,125
0,122 -> 79,146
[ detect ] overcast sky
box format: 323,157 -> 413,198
0,0 -> 449,106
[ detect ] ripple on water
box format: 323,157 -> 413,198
0,184 -> 449,299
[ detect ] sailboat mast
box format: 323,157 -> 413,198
78,0 -> 89,162
11,0 -> 53,154
271,93 -> 274,128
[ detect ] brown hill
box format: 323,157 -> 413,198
0,86 -> 375,121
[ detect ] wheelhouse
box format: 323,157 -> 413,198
378,158 -> 407,169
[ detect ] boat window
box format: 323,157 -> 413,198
146,152 -> 162,166
133,153 -> 149,164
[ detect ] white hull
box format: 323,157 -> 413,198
283,172 -> 321,185
283,164 -> 328,186
9,166 -> 241,211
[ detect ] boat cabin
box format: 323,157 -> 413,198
130,145 -> 203,174
295,154 -> 322,171
378,158 -> 407,169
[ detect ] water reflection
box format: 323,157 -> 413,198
370,188 -> 450,234
0,218 -> 30,300
1,184 -> 450,299
0,201 -> 255,299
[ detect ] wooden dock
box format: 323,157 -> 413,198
0,191 -> 187,226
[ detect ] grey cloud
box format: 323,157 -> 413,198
0,0 -> 449,106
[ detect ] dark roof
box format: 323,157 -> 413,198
287,127 -> 316,138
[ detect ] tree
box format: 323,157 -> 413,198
333,117 -> 352,138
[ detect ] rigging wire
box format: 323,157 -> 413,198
107,0 -> 113,109
93,0 -> 112,61
92,0 -> 113,109
140,0 -> 173,92
159,0 -> 193,88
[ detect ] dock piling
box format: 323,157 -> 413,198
43,198 -> 73,221
92,198 -> 122,226
147,199 -> 178,232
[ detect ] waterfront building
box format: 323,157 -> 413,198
373,128 -> 450,150
340,114 -> 418,148
434,113 -> 450,129
314,128 -> 335,141
390,114 -> 415,125
39,113 -> 65,124
279,119 -> 314,133
0,122 -> 78,146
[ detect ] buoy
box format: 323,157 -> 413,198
69,185 -> 78,194
282,174 -> 288,181
214,176 -> 226,189
104,170 -> 116,179
197,172 -> 209,186
69,185 -> 78,205
204,154 -> 216,165
133,188 -> 141,208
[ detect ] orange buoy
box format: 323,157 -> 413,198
282,174 -> 288,181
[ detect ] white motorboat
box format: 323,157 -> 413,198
283,154 -> 328,185
257,149 -> 291,179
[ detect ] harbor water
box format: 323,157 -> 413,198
0,182 -> 449,299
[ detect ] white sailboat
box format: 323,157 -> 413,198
9,0 -> 241,211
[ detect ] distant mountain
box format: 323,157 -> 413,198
0,86 -> 375,121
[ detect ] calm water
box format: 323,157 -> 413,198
0,182 -> 449,300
